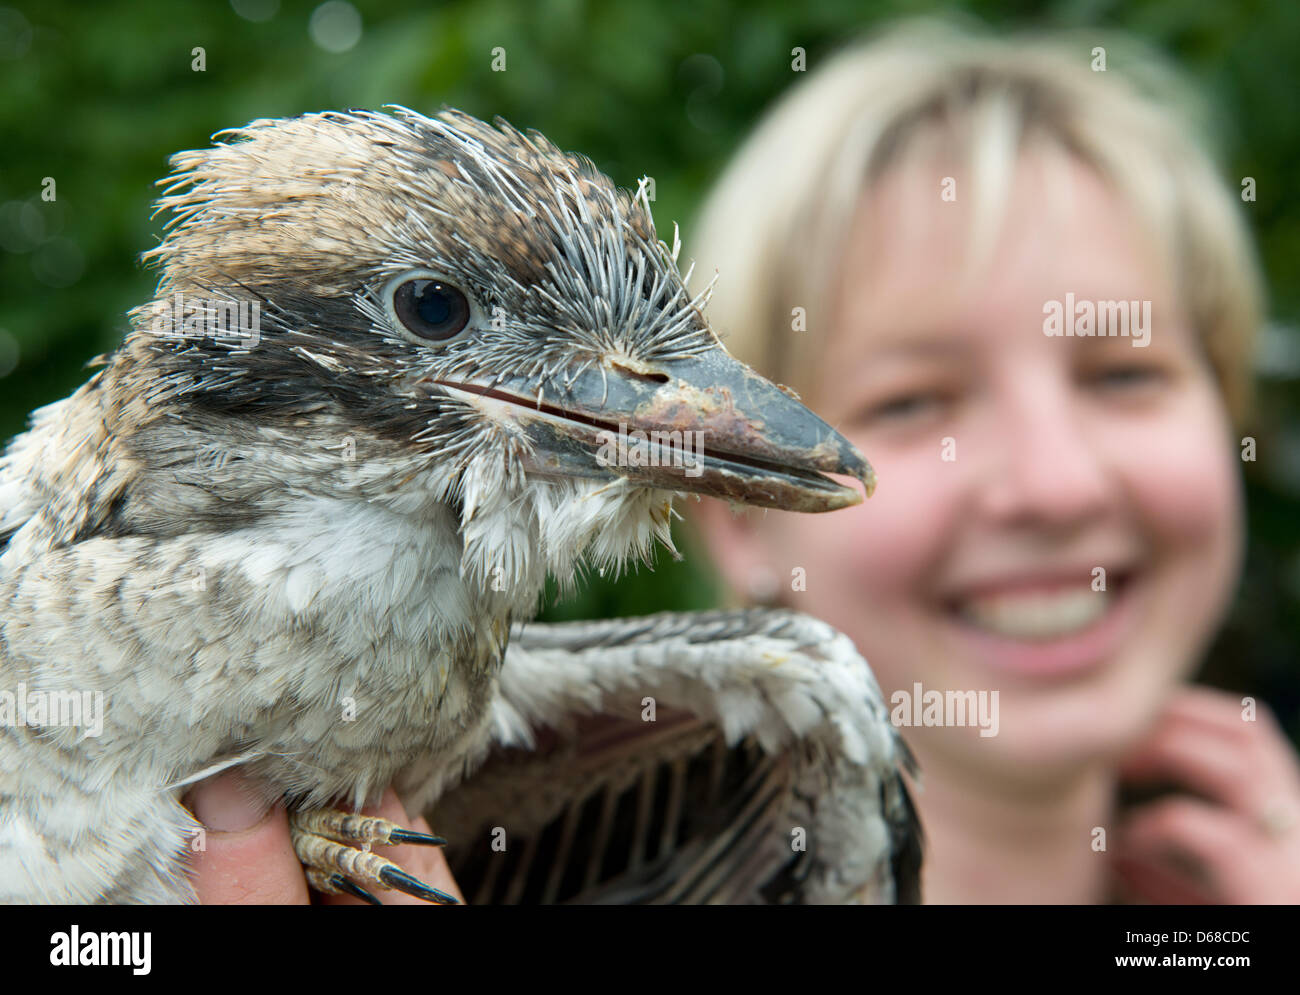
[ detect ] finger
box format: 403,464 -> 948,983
1119,721 -> 1255,812
1165,691 -> 1300,788
1157,685 -> 1273,739
1122,689 -> 1300,814
1139,687 -> 1291,770
185,772 -> 310,905
1119,688 -> 1245,770
1118,796 -> 1261,903
320,789 -> 464,906
1110,853 -> 1215,904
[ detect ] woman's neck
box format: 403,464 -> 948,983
914,748 -> 1117,904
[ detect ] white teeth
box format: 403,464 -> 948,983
958,587 -> 1109,640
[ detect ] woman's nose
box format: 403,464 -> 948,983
975,379 -> 1114,529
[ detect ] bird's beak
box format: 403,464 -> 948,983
435,346 -> 873,513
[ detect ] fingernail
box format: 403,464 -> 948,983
189,771 -> 270,831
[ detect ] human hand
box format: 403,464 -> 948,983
1113,686 -> 1300,904
185,772 -> 464,905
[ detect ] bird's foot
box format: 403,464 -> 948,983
289,808 -> 457,905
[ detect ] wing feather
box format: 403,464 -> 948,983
419,609 -> 922,904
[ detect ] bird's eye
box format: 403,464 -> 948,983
386,273 -> 474,342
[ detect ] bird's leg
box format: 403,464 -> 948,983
289,808 -> 457,905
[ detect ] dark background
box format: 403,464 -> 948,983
1,0 -> 1296,743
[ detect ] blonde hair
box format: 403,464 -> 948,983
688,19 -> 1262,425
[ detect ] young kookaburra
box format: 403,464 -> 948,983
0,107 -> 920,904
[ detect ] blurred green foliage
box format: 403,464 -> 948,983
0,0 -> 1296,736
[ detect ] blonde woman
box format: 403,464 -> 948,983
690,20 -> 1300,903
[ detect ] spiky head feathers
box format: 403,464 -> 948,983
119,108 -> 716,609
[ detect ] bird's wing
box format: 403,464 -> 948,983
419,609 -> 922,904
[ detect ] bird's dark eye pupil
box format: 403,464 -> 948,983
418,288 -> 452,325
393,278 -> 471,341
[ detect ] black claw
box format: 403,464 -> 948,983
379,865 -> 459,905
389,828 -> 448,847
330,873 -> 382,906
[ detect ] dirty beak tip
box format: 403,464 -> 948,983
838,442 -> 877,500
862,464 -> 878,499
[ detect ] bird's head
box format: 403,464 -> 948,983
124,107 -> 872,604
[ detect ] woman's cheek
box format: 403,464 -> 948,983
768,439 -> 959,642
1104,389 -> 1242,565
849,439 -> 965,586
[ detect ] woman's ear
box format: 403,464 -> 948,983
689,497 -> 777,606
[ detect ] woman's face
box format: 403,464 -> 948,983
699,146 -> 1244,786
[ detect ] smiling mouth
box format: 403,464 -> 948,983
948,572 -> 1134,642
